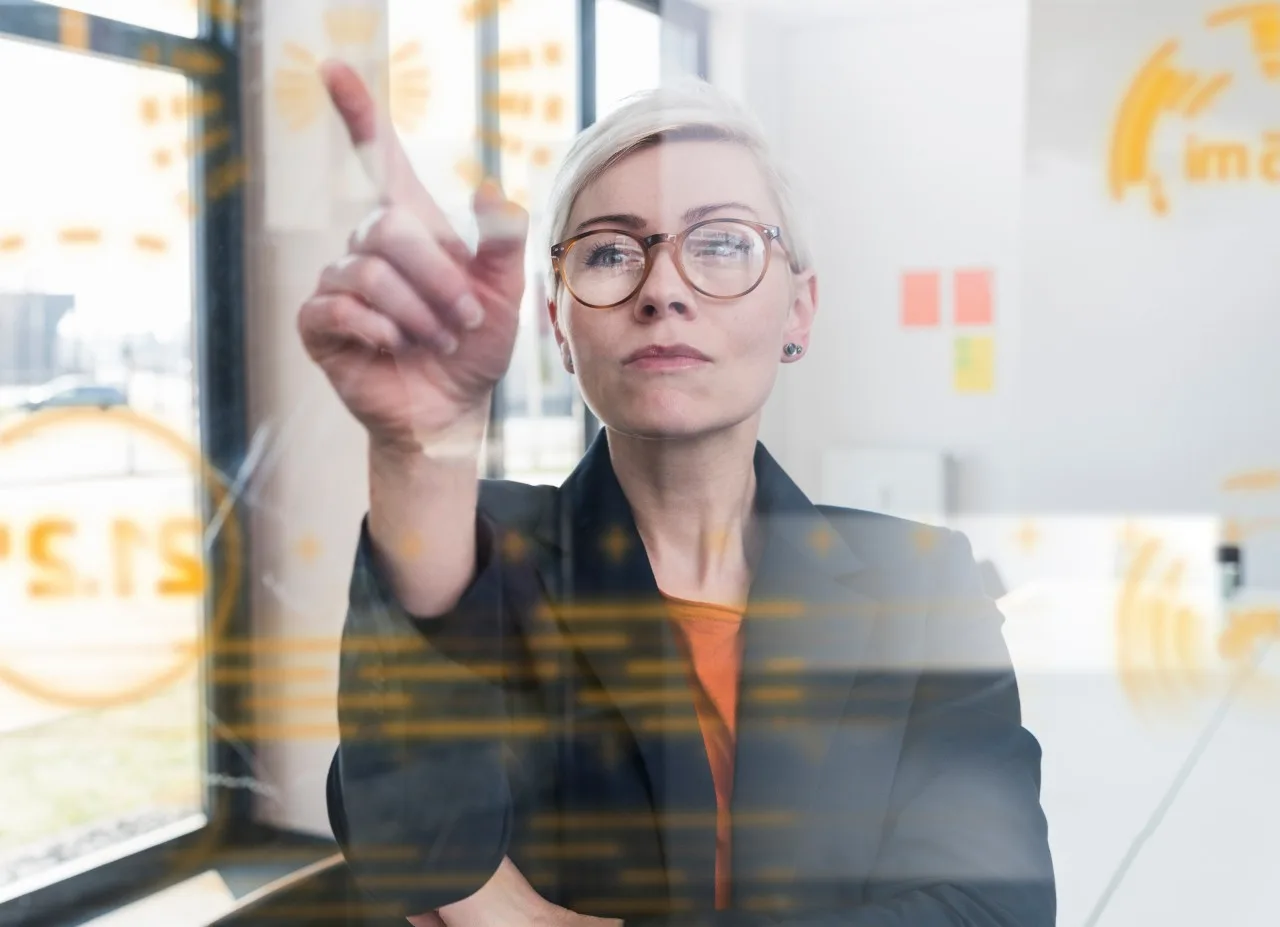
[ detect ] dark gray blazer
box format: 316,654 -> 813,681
327,433 -> 1055,926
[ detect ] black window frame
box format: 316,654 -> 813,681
0,2 -> 251,924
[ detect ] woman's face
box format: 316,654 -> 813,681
550,140 -> 817,441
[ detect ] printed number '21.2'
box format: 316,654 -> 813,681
25,516 -> 205,599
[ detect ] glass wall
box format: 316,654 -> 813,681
0,35 -> 208,906
0,0 -> 700,918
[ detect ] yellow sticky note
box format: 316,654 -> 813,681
954,336 -> 995,393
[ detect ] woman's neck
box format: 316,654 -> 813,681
606,420 -> 761,606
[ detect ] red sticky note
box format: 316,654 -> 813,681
901,271 -> 940,327
954,268 -> 993,325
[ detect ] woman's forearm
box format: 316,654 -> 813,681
366,403 -> 489,617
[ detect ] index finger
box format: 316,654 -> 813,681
321,60 -> 468,256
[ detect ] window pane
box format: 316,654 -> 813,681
496,0 -> 581,484
0,37 -> 208,899
596,0 -> 660,119
390,0 -> 478,242
37,0 -> 202,38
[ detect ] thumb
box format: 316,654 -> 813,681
470,178 -> 529,282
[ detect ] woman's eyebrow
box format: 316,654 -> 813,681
572,202 -> 762,236
572,213 -> 646,234
683,201 -> 760,222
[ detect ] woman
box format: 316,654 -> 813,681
305,62 -> 1054,927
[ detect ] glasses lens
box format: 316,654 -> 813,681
681,221 -> 768,298
564,231 -> 647,306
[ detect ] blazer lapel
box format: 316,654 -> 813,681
535,432 -> 718,908
729,445 -> 883,900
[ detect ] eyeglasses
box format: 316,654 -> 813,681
551,218 -> 794,309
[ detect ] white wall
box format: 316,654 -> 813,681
742,0 -> 1029,511
707,2 -> 1280,925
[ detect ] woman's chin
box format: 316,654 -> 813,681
605,399 -> 727,440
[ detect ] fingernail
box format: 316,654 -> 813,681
456,294 -> 486,330
478,176 -> 502,199
436,331 -> 459,355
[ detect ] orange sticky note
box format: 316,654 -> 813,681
901,271 -> 940,327
955,335 -> 995,393
954,268 -> 993,325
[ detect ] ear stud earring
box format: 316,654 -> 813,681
783,342 -> 804,358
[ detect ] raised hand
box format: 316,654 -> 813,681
297,61 -> 529,456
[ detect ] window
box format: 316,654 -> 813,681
37,0 -> 202,38
595,0 -> 661,118
0,3 -> 245,923
497,0 -> 708,484
496,0 -> 583,485
390,0 -> 479,241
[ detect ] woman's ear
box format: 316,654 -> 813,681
547,295 -> 562,347
547,296 -> 575,374
784,269 -> 818,354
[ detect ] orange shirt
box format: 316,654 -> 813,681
662,593 -> 746,910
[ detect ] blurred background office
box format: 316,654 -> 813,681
0,0 -> 1278,924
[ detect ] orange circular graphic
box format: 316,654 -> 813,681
1116,522 -> 1280,714
0,406 -> 242,708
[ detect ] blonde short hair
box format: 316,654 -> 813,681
541,77 -> 812,290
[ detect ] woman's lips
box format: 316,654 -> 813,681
625,355 -> 711,371
622,344 -> 712,370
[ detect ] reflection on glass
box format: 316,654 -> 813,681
37,0 -> 202,39
497,0 -> 581,484
0,38 -> 205,900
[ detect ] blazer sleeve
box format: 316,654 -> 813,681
621,528 -> 1056,927
327,511 -> 549,919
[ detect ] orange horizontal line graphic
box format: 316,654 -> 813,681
641,716 -> 702,733
483,47 -> 534,70
58,227 -> 103,245
0,234 -> 25,252
621,868 -> 684,885
215,723 -> 353,739
171,47 -> 223,75
461,0 -> 513,22
209,667 -> 333,684
574,898 -> 694,914
213,637 -> 414,654
580,688 -> 690,707
535,600 -> 805,621
524,842 -> 620,859
360,660 -> 562,681
134,234 -> 168,252
381,718 -> 550,737
392,40 -> 424,63
359,873 -> 492,889
189,125 -> 233,156
282,42 -> 318,66
529,632 -> 627,650
1224,469 -> 1280,491
242,693 -> 411,711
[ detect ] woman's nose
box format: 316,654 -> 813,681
633,246 -> 697,321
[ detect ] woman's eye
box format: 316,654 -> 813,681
694,236 -> 751,257
585,245 -> 638,267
